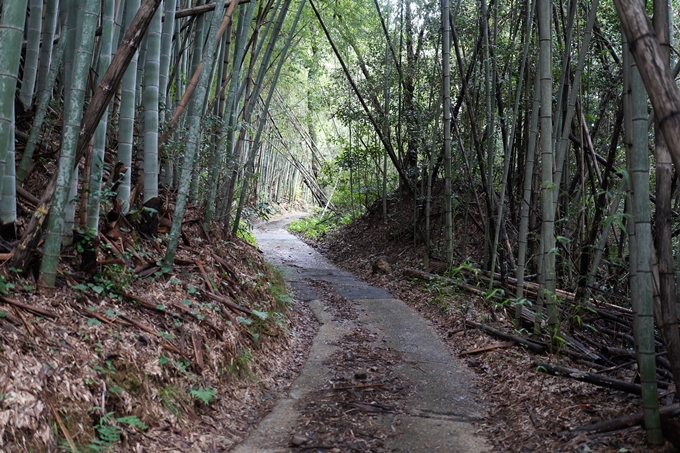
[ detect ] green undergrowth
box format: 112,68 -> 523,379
236,220 -> 258,246
287,212 -> 355,239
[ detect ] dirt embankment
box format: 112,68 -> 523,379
0,215 -> 315,452
300,195 -> 679,453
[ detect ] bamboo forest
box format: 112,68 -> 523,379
2,0 -> 680,451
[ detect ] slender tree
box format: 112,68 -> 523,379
117,0 -> 143,215
86,0 -> 117,236
39,0 -> 100,288
143,5 -> 163,203
220,1 -> 256,233
36,0 -> 60,97
651,0 -> 680,389
515,71 -> 540,327
538,0 -> 557,334
159,0 -> 177,111
442,0 -> 453,265
0,0 -> 29,233
19,0 -> 43,110
627,41 -> 663,444
165,0 -> 227,265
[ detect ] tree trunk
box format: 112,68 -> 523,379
538,0 -> 557,334
626,31 -> 663,444
19,0 -> 43,110
9,0 -> 164,272
164,0 -> 226,265
86,0 -> 116,236
442,0 -> 453,265
39,0 -> 100,288
117,0 -> 142,216
651,0 -> 680,392
515,70 -> 540,327
615,0 -> 680,178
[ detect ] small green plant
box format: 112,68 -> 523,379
190,387 -> 217,405
159,355 -> 191,375
0,275 -> 15,295
267,266 -> 293,311
236,220 -> 258,246
287,217 -> 330,239
81,411 -> 146,452
159,385 -> 188,418
227,348 -> 254,380
92,360 -> 116,377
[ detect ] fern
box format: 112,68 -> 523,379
190,387 -> 218,405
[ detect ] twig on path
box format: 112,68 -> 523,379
299,445 -> 349,451
328,383 -> 385,391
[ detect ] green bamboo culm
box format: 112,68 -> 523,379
0,0 -> 28,220
201,30 -> 230,231
515,70 -> 540,328
164,0 -> 227,266
158,0 -> 177,111
17,37 -> 66,185
0,99 -> 17,230
39,0 -> 100,289
143,6 -> 162,202
61,0 -> 79,113
189,0 -> 207,205
220,1 -> 256,234
629,47 -> 663,444
19,0 -> 43,110
117,0 -> 142,216
64,0 -> 100,241
442,0 -> 452,266
537,0 -> 557,335
158,0 -> 177,188
86,0 -> 116,235
36,0 -> 60,96
225,0 -> 284,229
232,0 -> 297,234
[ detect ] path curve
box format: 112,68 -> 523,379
232,214 -> 488,452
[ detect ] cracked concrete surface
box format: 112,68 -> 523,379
231,215 -> 488,452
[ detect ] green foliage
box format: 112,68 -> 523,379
69,411 -> 147,452
74,264 -> 132,299
226,348 -> 254,380
236,220 -> 258,246
159,355 -> 191,375
269,281 -> 293,311
190,387 -> 217,405
159,385 -> 188,418
287,212 -> 354,239
0,275 -> 15,295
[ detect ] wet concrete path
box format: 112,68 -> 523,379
232,214 -> 488,452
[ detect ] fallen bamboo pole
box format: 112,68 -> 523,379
536,361 -> 642,394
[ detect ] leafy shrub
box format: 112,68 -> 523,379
236,220 -> 258,246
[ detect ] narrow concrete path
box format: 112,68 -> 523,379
232,215 -> 488,452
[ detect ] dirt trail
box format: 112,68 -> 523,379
232,214 -> 488,452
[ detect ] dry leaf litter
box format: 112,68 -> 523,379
299,189 -> 679,453
0,210 -> 317,452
